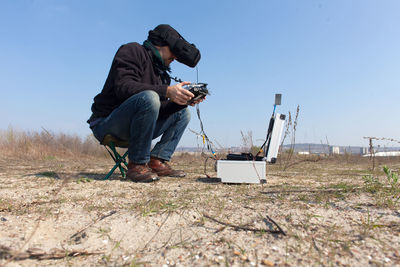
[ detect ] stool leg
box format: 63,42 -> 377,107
119,150 -> 129,179
104,163 -> 119,180
104,142 -> 121,180
122,150 -> 129,167
116,152 -> 126,179
103,143 -> 129,180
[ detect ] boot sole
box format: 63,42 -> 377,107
129,176 -> 160,183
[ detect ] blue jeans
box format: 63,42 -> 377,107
91,90 -> 190,164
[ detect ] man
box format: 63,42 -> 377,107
87,24 -> 204,182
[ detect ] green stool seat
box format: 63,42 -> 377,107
101,134 -> 129,180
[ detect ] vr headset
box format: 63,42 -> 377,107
148,24 -> 201,68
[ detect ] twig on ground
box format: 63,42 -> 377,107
141,211 -> 172,251
312,237 -> 320,253
0,245 -> 103,261
157,211 -> 205,250
265,215 -> 287,236
69,210 -> 117,241
159,231 -> 176,249
214,226 -> 227,233
203,213 -> 286,235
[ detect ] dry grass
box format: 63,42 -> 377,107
0,130 -> 399,266
0,127 -> 108,160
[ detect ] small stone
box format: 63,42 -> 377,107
123,255 -> 130,261
233,250 -> 241,256
384,257 -> 390,263
240,254 -> 248,261
102,239 -> 108,244
1,217 -> 7,222
261,259 -> 274,266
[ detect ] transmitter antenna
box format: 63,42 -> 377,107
273,93 -> 282,116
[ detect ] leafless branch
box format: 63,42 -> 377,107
0,245 -> 103,261
203,213 -> 286,235
69,210 -> 117,241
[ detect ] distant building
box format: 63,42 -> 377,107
363,151 -> 400,157
298,151 -> 310,155
329,146 -> 340,155
280,144 -> 398,156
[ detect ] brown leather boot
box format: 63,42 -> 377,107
148,157 -> 186,177
127,162 -> 159,183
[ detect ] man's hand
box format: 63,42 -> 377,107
189,96 -> 206,107
166,81 -> 195,105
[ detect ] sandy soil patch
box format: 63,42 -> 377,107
0,154 -> 399,266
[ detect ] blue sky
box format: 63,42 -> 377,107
1,0 -> 399,148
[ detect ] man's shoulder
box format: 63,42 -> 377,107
119,42 -> 146,53
117,42 -> 150,60
122,42 -> 144,49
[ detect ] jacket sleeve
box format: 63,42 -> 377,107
112,44 -> 168,101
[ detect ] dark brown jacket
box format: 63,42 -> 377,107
88,42 -> 185,123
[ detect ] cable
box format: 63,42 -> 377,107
255,104 -> 277,158
170,73 -> 216,155
196,104 -> 218,159
170,76 -> 183,83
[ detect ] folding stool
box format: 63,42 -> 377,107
101,134 -> 129,180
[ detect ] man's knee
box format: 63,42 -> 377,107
179,107 -> 191,125
131,90 -> 161,114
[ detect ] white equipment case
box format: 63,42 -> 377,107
216,109 -> 286,184
217,160 -> 266,184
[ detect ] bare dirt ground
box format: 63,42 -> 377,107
0,153 -> 399,266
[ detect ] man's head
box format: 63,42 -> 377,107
147,24 -> 201,68
156,45 -> 176,67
